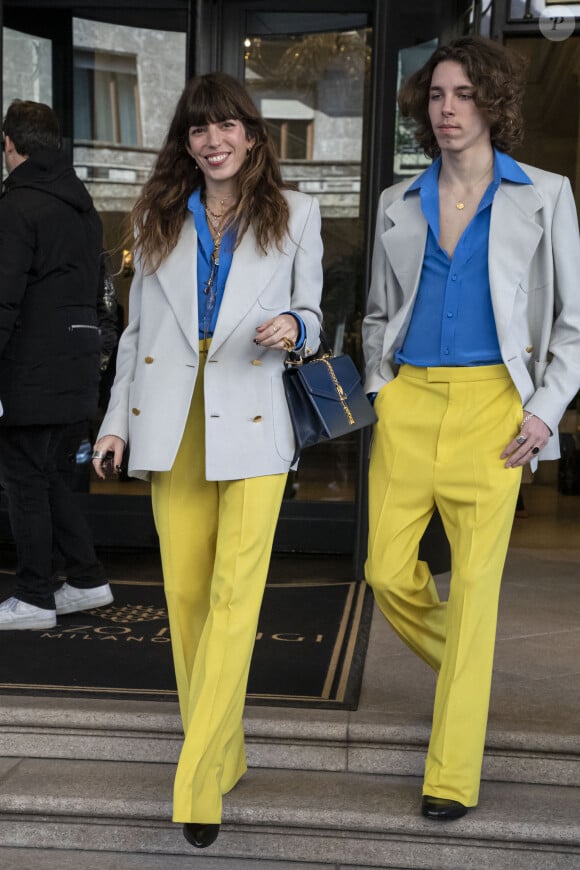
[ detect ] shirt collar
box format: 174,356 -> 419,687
493,149 -> 532,185
187,187 -> 214,259
405,157 -> 440,199
404,148 -> 532,200
187,187 -> 205,217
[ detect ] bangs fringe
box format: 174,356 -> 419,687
184,80 -> 251,129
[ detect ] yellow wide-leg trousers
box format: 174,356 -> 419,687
366,364 -> 522,806
151,349 -> 287,824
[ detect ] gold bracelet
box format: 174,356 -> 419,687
521,413 -> 534,429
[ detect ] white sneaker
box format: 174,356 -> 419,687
54,582 -> 114,615
0,597 -> 56,630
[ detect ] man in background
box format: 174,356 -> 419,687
0,100 -> 113,629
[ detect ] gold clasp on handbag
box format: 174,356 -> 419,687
319,358 -> 355,425
284,349 -> 331,368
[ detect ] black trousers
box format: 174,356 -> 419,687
0,424 -> 106,609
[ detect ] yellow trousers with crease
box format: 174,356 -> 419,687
366,364 -> 522,806
151,347 -> 287,824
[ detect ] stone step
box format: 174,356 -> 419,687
0,758 -> 578,869
1,695 -> 579,788
0,849 -> 322,870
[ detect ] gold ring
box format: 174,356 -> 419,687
282,337 -> 295,350
273,324 -> 280,333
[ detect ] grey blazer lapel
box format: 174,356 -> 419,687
383,193 -> 428,302
489,182 -> 543,337
156,215 -> 198,352
208,227 -> 283,355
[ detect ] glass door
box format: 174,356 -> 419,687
245,18 -> 370,503
238,10 -> 373,553
72,14 -> 187,498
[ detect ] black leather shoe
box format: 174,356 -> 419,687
183,822 -> 220,848
421,795 -> 468,821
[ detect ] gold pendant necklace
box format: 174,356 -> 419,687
444,160 -> 493,213
205,193 -> 235,209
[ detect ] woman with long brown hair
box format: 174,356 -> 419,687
92,72 -> 323,848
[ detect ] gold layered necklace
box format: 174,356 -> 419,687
202,193 -> 236,266
200,193 -> 238,347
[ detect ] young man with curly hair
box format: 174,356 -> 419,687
363,36 -> 580,820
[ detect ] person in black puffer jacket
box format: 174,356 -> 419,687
0,99 -> 113,630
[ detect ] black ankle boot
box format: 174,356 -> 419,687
421,795 -> 468,821
183,822 -> 220,848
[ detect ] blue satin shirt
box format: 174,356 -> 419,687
395,150 -> 531,367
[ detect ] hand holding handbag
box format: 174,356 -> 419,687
282,330 -> 377,462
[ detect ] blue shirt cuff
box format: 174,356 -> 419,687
284,312 -> 306,350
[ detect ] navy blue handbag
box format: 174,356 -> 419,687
282,331 -> 377,462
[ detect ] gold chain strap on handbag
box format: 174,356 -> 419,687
318,358 -> 355,425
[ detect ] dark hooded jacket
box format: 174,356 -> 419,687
0,149 -> 103,425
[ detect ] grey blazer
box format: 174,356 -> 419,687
363,161 -> 580,461
99,189 -> 323,480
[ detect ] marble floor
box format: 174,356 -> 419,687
510,482 -> 580,555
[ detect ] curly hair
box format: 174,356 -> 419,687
132,72 -> 292,272
398,36 -> 527,159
